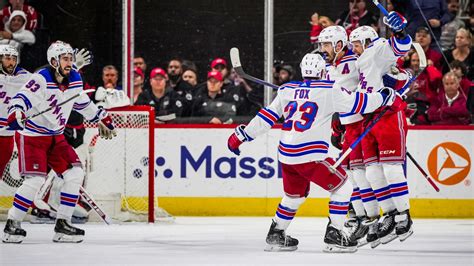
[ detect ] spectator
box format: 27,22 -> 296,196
133,55 -> 147,73
440,0 -> 465,51
449,60 -> 471,96
403,0 -> 451,47
443,28 -> 474,80
191,70 -> 239,124
0,0 -> 38,32
229,67 -> 260,116
182,59 -> 197,72
335,0 -> 378,35
101,65 -> 122,90
467,85 -> 474,123
132,67 -> 144,104
405,51 -> 442,125
182,69 -> 197,87
166,58 -> 194,116
276,64 -> 294,86
309,13 -> 334,44
93,65 -> 129,108
0,10 -> 34,57
427,72 -> 470,125
416,26 -> 444,72
135,67 -> 184,121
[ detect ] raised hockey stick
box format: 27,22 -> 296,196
79,186 -> 113,225
406,152 -> 440,192
372,0 -> 390,16
330,43 -> 427,172
230,47 -> 280,89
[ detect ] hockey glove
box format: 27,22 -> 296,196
227,125 -> 251,156
6,108 -> 26,130
383,11 -> 407,32
98,115 -> 117,140
331,115 -> 345,150
380,87 -> 405,112
74,48 -> 93,71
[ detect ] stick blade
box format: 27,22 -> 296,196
412,43 -> 427,68
230,47 -> 242,68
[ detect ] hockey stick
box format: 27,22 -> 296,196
372,0 -> 390,16
330,43 -> 427,171
0,89 -> 95,133
79,186 -> 113,225
406,152 -> 440,192
230,48 -> 280,89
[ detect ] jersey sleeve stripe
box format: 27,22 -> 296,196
13,93 -> 33,110
360,93 -> 368,113
389,36 -> 410,57
349,92 -> 360,114
73,100 -> 91,110
257,108 -> 279,126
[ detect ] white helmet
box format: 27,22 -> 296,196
0,45 -> 19,58
318,26 -> 348,50
300,53 -> 326,79
349,26 -> 378,47
47,40 -> 74,68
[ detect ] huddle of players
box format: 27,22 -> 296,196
227,10 -> 413,253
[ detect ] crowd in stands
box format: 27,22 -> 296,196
310,0 -> 473,125
1,0 -> 472,126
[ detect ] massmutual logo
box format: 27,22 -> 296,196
427,142 -> 471,186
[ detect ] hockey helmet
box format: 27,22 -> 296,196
318,26 -> 348,50
300,53 -> 326,79
0,45 -> 19,58
47,40 -> 74,68
349,26 -> 378,47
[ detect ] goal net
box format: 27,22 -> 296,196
0,106 -> 172,223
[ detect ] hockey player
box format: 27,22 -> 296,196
0,45 -> 30,177
227,53 -> 401,253
318,25 -> 384,247
2,41 -> 117,243
349,11 -> 413,243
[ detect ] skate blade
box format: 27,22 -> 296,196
357,238 -> 369,247
2,233 -> 25,244
323,244 -> 357,253
369,239 -> 381,249
30,218 -> 55,224
53,233 -> 84,243
264,244 -> 297,252
380,232 -> 398,244
398,229 -> 413,242
361,219 -> 378,226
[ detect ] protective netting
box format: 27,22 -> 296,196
0,106 -> 173,223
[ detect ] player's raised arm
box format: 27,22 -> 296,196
227,92 -> 284,155
331,83 -> 401,115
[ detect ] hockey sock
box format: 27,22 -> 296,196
351,168 -> 380,218
347,171 -> 366,217
8,175 -> 43,221
57,167 -> 84,221
328,180 -> 352,230
365,164 -> 396,214
383,164 -> 410,212
273,195 -> 306,231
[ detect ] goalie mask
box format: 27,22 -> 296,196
300,53 -> 326,79
0,45 -> 19,75
349,26 -> 378,53
47,41 -> 74,76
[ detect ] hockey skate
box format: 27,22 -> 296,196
366,217 -> 381,249
264,220 -> 298,252
377,210 -> 398,244
395,210 -> 413,242
323,220 -> 358,253
30,207 -> 56,224
53,219 -> 84,243
345,216 -> 369,247
2,219 -> 27,243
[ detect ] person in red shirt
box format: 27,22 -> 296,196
427,72 -> 471,125
309,12 -> 334,44
0,0 -> 38,32
415,26 -> 443,72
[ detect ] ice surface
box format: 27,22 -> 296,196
1,217 -> 473,266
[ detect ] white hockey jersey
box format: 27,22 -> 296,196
325,49 -> 362,125
243,80 -> 387,165
0,66 -> 31,136
8,67 -> 101,136
356,35 -> 412,94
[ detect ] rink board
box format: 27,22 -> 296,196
153,125 -> 474,218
